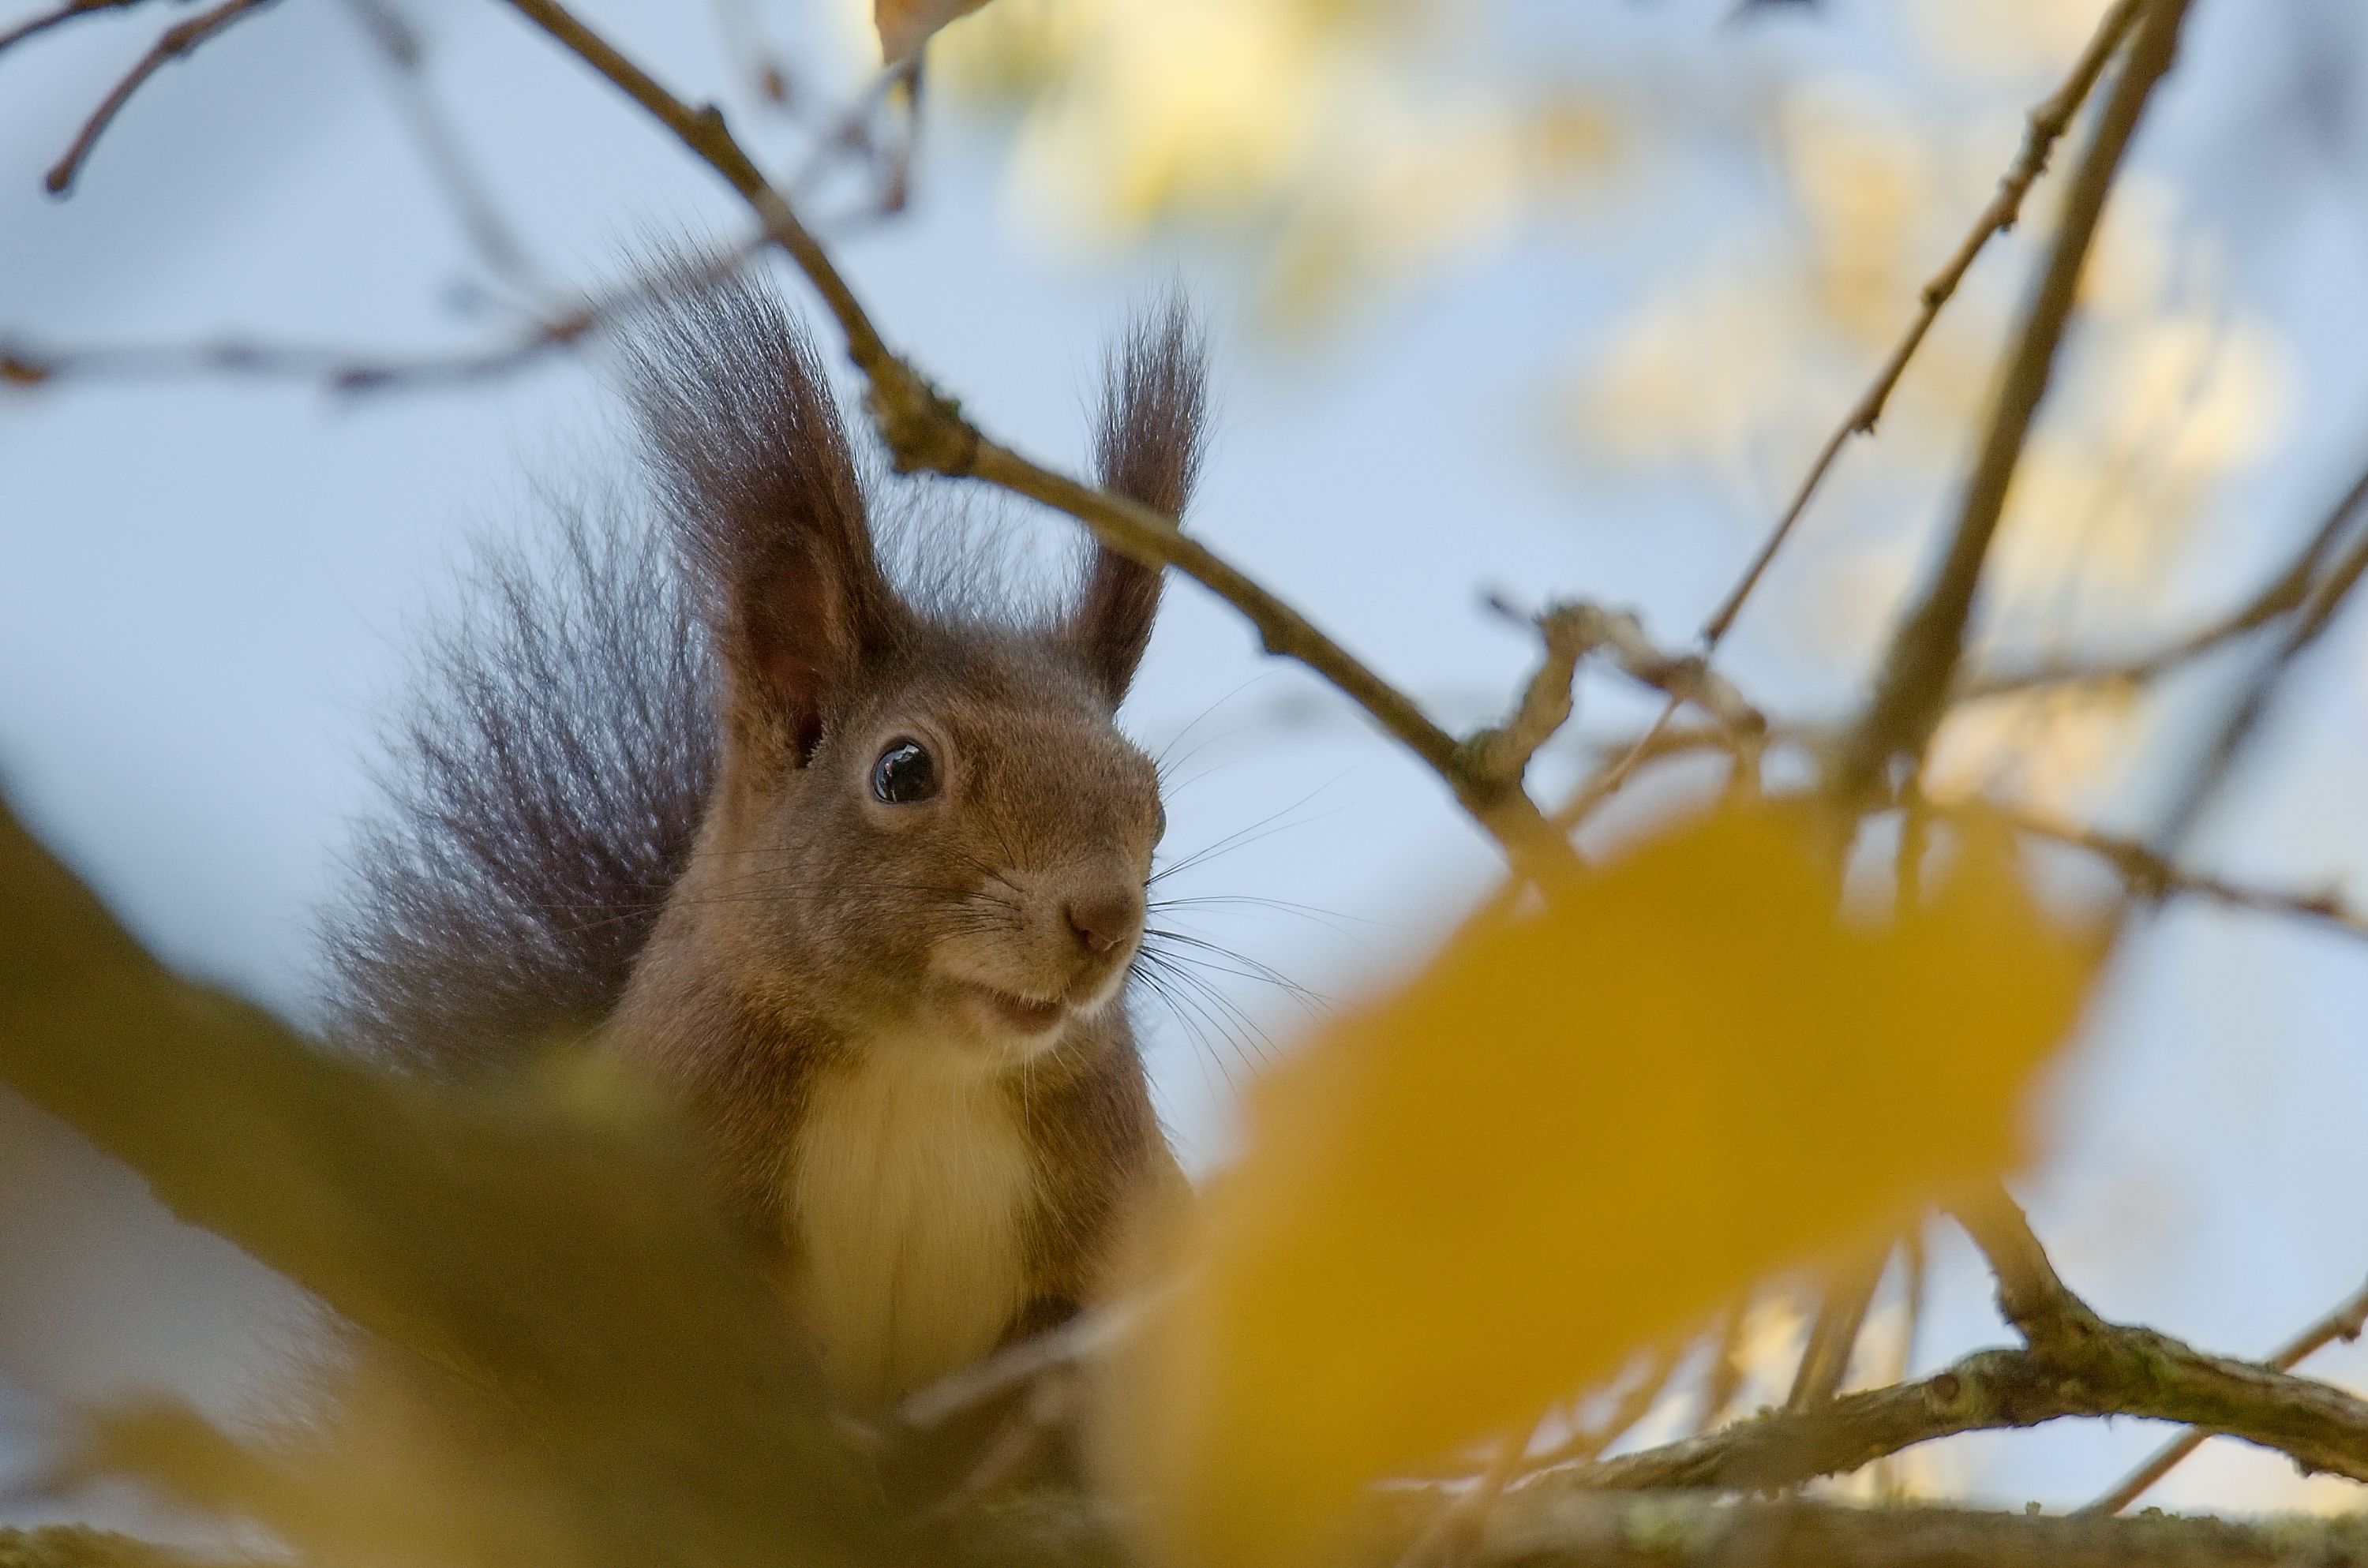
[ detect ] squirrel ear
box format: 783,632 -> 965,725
1072,295 -> 1208,705
628,267 -> 899,764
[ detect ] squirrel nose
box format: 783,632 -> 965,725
1064,891 -> 1141,956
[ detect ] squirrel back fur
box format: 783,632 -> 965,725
322,265 -> 1207,1410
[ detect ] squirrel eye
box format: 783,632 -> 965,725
871,739 -> 939,805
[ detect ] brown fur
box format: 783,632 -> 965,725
324,265 -> 1207,1410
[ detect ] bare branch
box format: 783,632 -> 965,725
341,0 -> 552,298
1501,1196 -> 2368,1503
496,0 -> 1578,876
0,325 -> 583,393
1787,1247 -> 1889,1413
1953,1187 -> 2087,1348
2160,478 -> 2368,845
1561,0 -> 2152,833
0,0 -> 152,57
1518,1342 -> 1682,1478
896,1296 -> 1152,1431
1,236 -> 765,394
1962,458 -> 2368,702
1457,604 -> 1587,795
43,0 -> 280,195
1462,600 -> 1768,795
1827,0 -> 2194,815
1948,796 -> 2368,945
1702,0 -> 2149,651
1517,1328 -> 2368,1500
2086,1274 -> 2368,1515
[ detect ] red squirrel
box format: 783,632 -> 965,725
323,268 -> 1205,1412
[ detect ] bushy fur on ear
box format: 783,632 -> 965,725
624,265 -> 902,764
1074,295 -> 1208,705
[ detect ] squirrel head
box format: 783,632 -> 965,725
627,275 -> 1206,1062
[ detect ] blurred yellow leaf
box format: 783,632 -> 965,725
876,0 -> 993,63
1109,805 -> 2097,1568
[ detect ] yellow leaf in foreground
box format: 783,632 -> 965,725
1109,806 -> 2098,1567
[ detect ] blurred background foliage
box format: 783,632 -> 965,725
912,0 -> 2287,821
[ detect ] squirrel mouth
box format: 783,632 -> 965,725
964,983 -> 1067,1035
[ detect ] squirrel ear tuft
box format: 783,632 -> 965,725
1073,294 -> 1208,705
626,264 -> 901,765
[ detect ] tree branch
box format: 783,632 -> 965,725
1504,1194 -> 2368,1503
496,0 -> 1576,874
43,0 -> 280,195
1826,0 -> 2193,816
2159,476 -> 2368,846
1,236 -> 763,395
2085,1274 -> 2368,1515
0,0 -> 152,57
342,0 -> 553,298
1946,796 -> 2368,945
1462,600 -> 1767,795
1561,0 -> 2151,833
1787,1249 -> 1889,1414
1961,456 -> 2368,702
1699,0 -> 2149,653
1519,1327 -> 2368,1500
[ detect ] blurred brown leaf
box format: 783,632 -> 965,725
877,0 -> 992,64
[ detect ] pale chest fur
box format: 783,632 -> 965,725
788,1040 -> 1037,1409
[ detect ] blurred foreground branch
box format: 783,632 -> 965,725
0,795 -> 890,1566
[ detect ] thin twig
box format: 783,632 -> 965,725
1398,1426 -> 1534,1568
1827,0 -> 2194,816
1516,1330 -> 2368,1499
1962,459 -> 2368,701
0,331 -> 575,391
1561,0 -> 2151,833
1953,1188 -> 2085,1347
1459,605 -> 1587,795
1692,1305 -> 1750,1438
1,236 -> 766,394
43,0 -> 279,195
0,0 -> 152,55
1519,1343 -> 1683,1476
2158,475 -> 2368,846
2084,1274 -> 2368,1514
1946,795 -> 2368,945
497,0 -> 1577,875
342,0 -> 552,298
1464,598 -> 1767,794
1787,1247 -> 1889,1413
1706,0 -> 2149,650
897,1296 -> 1152,1431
